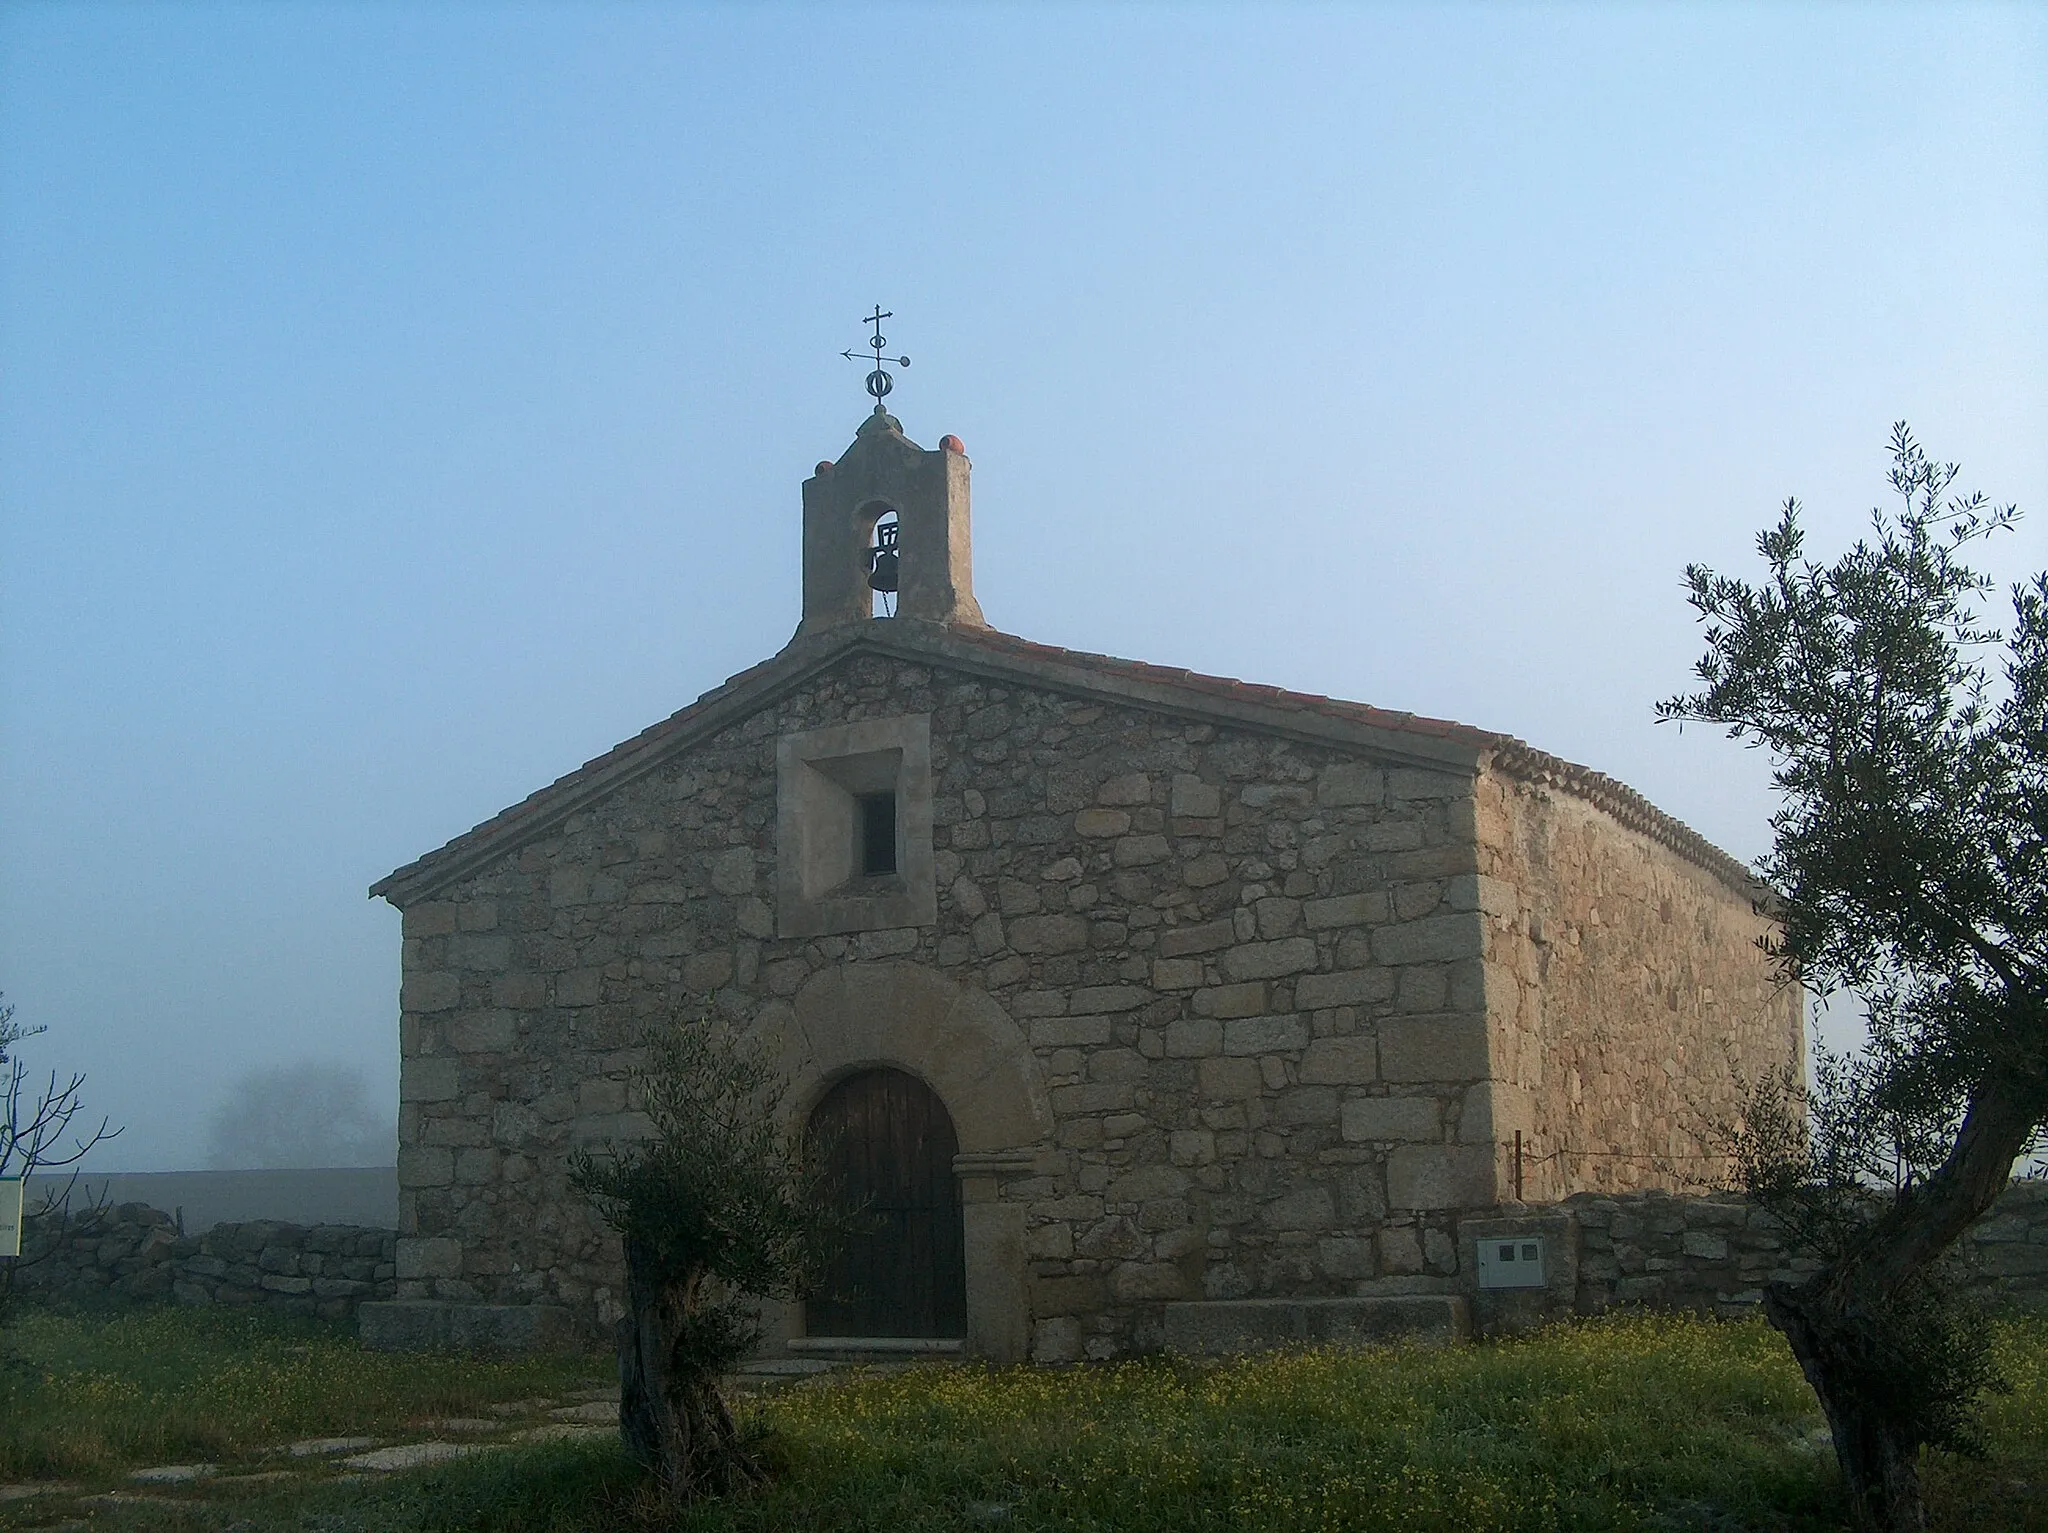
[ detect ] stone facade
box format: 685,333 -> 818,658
12,1203 -> 396,1320
367,409 -> 1800,1361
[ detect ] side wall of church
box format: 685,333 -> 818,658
1474,770 -> 1803,1200
392,651 -> 1514,1358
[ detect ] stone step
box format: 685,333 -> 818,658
1161,1296 -> 1471,1356
785,1336 -> 966,1365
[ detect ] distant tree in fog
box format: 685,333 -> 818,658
206,1061 -> 394,1169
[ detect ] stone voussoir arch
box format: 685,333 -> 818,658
759,962 -> 1052,1152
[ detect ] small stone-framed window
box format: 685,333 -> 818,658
858,792 -> 898,876
776,714 -> 935,937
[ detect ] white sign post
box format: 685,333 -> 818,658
0,1177 -> 21,1259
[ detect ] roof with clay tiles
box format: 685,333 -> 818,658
371,621 -> 1755,904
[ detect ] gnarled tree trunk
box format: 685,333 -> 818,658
615,1236 -> 760,1501
1766,1286 -> 1927,1531
1764,1082 -> 2039,1532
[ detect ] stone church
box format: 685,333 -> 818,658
366,405 -> 1801,1361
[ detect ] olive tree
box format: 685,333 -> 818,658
1663,425 -> 2046,1530
569,1017 -> 831,1502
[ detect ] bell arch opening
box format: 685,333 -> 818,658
805,1066 -> 967,1339
863,505 -> 900,618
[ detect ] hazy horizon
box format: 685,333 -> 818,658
2,3 -> 2042,1170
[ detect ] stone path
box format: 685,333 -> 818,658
0,1389 -> 626,1524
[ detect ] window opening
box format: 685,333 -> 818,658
859,791 -> 898,876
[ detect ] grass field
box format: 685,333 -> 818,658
0,1306 -> 2043,1531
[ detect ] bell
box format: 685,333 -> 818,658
867,548 -> 899,593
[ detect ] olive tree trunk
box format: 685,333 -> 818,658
615,1236 -> 760,1501
1764,1082 -> 2038,1532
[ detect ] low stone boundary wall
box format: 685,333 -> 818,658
1570,1180 -> 2048,1313
7,1201 -> 396,1321
1461,1180 -> 2048,1334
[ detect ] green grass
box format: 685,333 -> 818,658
0,1303 -> 611,1480
1,1307 -> 2044,1532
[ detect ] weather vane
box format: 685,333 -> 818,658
841,305 -> 910,407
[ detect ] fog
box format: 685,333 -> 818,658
1,5 -> 2041,1169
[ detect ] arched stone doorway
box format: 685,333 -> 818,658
745,962 -> 1053,1361
806,1067 -> 967,1338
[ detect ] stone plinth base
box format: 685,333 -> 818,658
357,1301 -> 582,1353
1162,1296 -> 1471,1356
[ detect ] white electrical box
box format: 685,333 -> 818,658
1477,1234 -> 1546,1290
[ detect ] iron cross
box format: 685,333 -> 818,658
841,305 -> 910,404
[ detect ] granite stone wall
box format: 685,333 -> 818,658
1478,773 -> 1802,1200
393,647 -> 1788,1360
10,1202 -> 396,1320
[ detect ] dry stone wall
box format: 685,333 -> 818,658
10,1202 -> 396,1320
1566,1181 -> 2048,1316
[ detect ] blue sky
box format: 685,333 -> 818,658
2,3 -> 2042,1169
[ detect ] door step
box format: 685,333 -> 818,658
787,1336 -> 966,1364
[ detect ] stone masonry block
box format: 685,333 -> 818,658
1030,1016 -> 1113,1048
400,1056 -> 460,1103
1386,768 -> 1468,800
1295,970 -> 1392,1009
1153,957 -> 1205,989
449,934 -> 512,971
492,973 -> 546,1009
1164,1018 -> 1222,1057
1009,915 -> 1090,954
406,904 -> 458,937
401,971 -> 460,1013
1445,873 -> 1517,917
709,847 -> 754,895
1303,892 -> 1390,930
1074,808 -> 1130,837
1378,1015 -> 1490,1082
1372,914 -> 1481,965
1299,1036 -> 1378,1085
1222,1015 -> 1309,1055
1387,1145 -> 1496,1210
1222,938 -> 1318,981
1072,985 -> 1149,1011
1160,920 -> 1237,958
1341,1096 -> 1441,1142
398,1146 -> 453,1188
1199,1057 -> 1263,1098
1114,834 -> 1172,867
1171,774 -> 1221,818
1316,763 -> 1384,808
1193,982 -> 1270,1019
1097,773 -> 1152,805
448,1012 -> 517,1053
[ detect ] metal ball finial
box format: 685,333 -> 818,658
841,306 -> 910,408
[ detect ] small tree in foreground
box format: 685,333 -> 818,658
0,994 -> 121,1328
1663,425 -> 2046,1531
569,1018 -> 829,1502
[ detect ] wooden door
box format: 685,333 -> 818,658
806,1067 -> 967,1338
